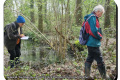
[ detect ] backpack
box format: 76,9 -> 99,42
4,22 -> 17,40
79,14 -> 95,45
4,22 -> 16,35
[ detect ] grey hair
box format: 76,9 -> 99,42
93,5 -> 105,14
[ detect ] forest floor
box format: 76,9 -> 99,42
4,38 -> 116,80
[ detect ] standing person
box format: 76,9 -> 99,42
4,15 -> 25,68
83,5 -> 107,79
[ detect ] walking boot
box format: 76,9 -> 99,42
97,63 -> 106,79
15,57 -> 20,65
85,62 -> 92,79
10,60 -> 15,68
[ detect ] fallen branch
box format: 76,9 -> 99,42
55,27 -> 75,51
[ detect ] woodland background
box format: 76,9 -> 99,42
4,0 -> 117,80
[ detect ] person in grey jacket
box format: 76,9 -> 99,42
4,15 -> 25,68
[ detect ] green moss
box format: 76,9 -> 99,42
74,40 -> 86,49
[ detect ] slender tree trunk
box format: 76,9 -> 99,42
66,0 -> 71,27
44,0 -> 48,27
75,0 -> 82,26
104,0 -> 111,28
52,0 -> 58,52
59,0 -> 64,60
38,0 -> 43,32
14,0 -> 19,16
114,5 -> 116,26
44,0 -> 47,19
30,0 -> 35,23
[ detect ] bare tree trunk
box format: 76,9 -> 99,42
52,0 -> 59,52
44,0 -> 47,19
63,0 -> 70,59
30,0 -> 35,23
14,0 -> 19,16
66,0 -> 71,27
75,0 -> 82,26
44,0 -> 48,27
59,0 -> 64,59
38,0 -> 43,32
114,5 -> 116,27
104,0 -> 111,28
55,27 -> 74,51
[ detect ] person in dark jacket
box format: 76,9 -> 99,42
4,15 -> 25,68
83,5 -> 107,79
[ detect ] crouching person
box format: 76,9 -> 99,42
4,15 -> 25,68
83,5 -> 107,79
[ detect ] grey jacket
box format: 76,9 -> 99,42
4,21 -> 23,50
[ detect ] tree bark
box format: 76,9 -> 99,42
66,0 -> 71,27
104,0 -> 111,28
38,0 -> 43,32
75,0 -> 82,26
55,27 -> 75,51
30,0 -> 35,23
44,0 -> 47,19
114,5 -> 116,26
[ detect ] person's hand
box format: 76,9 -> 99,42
100,38 -> 102,41
20,34 -> 25,38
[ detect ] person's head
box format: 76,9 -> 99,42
93,5 -> 105,17
16,15 -> 25,27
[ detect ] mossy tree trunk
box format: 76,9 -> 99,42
104,0 -> 111,28
75,0 -> 82,26
30,0 -> 35,23
38,0 -> 43,32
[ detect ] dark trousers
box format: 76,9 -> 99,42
85,46 -> 106,78
8,42 -> 21,61
86,46 -> 104,64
